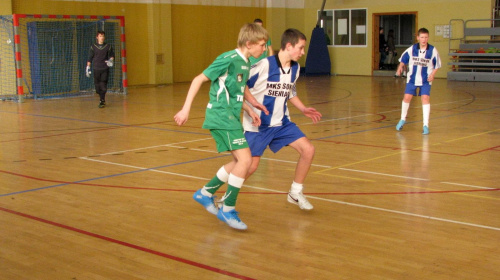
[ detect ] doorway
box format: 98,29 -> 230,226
373,12 -> 418,74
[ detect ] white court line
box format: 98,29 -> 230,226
78,157 -> 500,231
80,157 -> 208,181
339,167 -> 429,181
95,137 -> 213,156
441,182 -> 495,190
311,196 -> 500,231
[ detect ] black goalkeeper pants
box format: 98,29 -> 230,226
93,68 -> 109,101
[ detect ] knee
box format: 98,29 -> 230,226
246,164 -> 257,178
301,143 -> 315,160
240,156 -> 252,171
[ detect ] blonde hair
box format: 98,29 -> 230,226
237,23 -> 268,47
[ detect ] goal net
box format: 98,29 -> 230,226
0,14 -> 127,101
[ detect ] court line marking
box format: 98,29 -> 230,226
338,168 -> 429,181
75,158 -> 500,232
392,184 -> 500,201
95,137 -> 214,156
444,129 -> 500,143
441,182 -> 495,190
0,206 -> 255,280
309,196 -> 500,231
303,98 -> 474,125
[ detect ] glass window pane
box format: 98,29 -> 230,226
334,10 -> 349,45
351,9 -> 366,45
400,14 -> 415,45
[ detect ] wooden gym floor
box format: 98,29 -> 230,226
0,76 -> 498,279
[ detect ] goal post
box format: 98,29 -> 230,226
0,14 -> 127,102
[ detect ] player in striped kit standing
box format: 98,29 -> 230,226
395,28 -> 441,135
243,29 -> 322,210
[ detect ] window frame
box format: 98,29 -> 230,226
319,8 -> 367,47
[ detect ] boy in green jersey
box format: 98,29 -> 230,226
249,18 -> 274,64
174,23 -> 268,230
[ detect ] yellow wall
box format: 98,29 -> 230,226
171,4 -> 264,82
0,0 -> 12,14
302,0 -> 493,78
8,0 -> 496,85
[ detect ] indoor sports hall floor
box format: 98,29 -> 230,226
0,75 -> 498,279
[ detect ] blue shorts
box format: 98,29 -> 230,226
405,83 -> 431,96
245,122 -> 305,157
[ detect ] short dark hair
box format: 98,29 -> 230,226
280,28 -> 306,50
253,18 -> 263,24
97,30 -> 105,36
418,28 -> 429,35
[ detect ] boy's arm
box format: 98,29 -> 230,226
242,102 -> 262,127
289,96 -> 322,124
396,62 -> 406,76
244,86 -> 269,115
174,73 -> 210,126
427,68 -> 438,82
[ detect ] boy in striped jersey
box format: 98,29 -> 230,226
174,23 -> 268,230
395,28 -> 441,135
243,29 -> 322,210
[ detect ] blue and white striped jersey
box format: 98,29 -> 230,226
243,55 -> 300,132
400,43 -> 441,86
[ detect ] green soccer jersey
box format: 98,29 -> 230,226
202,49 -> 250,130
249,38 -> 272,65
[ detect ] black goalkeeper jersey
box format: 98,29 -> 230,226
88,43 -> 115,70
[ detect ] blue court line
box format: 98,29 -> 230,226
0,110 -> 210,136
0,153 -> 231,197
315,105 -> 500,140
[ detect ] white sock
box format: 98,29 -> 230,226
217,166 -> 230,182
201,188 -> 212,197
422,104 -> 430,126
222,174 -> 244,212
401,101 -> 410,121
290,181 -> 303,195
228,173 -> 244,188
222,205 -> 235,212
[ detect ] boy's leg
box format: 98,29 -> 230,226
246,156 -> 261,178
217,147 -> 252,230
287,137 -> 315,210
397,86 -> 416,131
99,69 -> 109,105
193,165 -> 231,215
421,91 -> 431,134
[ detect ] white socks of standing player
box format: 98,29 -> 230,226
290,181 -> 304,195
401,101 -> 410,121
422,104 -> 430,127
400,101 -> 430,127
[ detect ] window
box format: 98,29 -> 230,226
319,9 -> 367,46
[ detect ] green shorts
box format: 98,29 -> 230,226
210,129 -> 249,152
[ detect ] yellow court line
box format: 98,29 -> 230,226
318,173 -> 375,182
444,128 -> 500,143
393,183 -> 500,201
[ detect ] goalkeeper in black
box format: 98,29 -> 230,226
86,31 -> 115,108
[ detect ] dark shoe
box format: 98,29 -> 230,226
98,101 -> 106,108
